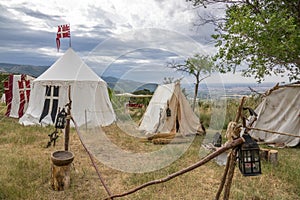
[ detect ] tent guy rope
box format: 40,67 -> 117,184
248,127 -> 300,139
71,116 -> 113,198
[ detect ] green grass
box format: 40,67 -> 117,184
0,101 -> 300,199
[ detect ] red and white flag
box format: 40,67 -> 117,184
18,76 -> 31,118
56,24 -> 70,51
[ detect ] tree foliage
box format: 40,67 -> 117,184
189,0 -> 300,81
168,54 -> 215,110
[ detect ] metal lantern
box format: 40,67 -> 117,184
238,133 -> 261,176
213,132 -> 222,147
166,100 -> 171,117
55,108 -> 67,129
166,107 -> 171,117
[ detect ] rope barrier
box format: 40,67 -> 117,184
71,117 -> 113,199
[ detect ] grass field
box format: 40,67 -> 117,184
0,103 -> 299,200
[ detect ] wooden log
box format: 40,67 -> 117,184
268,150 -> 278,166
152,138 -> 190,145
50,162 -> 72,191
260,148 -> 270,161
147,133 -> 175,141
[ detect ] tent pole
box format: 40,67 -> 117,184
85,109 -> 87,132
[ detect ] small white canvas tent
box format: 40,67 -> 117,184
19,48 -> 116,127
250,83 -> 300,147
139,82 -> 204,135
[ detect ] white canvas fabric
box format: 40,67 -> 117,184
0,93 -> 5,103
5,74 -> 34,118
139,82 -> 204,135
8,75 -> 21,118
250,84 -> 300,147
19,48 -> 116,127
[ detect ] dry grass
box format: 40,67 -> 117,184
0,103 -> 299,200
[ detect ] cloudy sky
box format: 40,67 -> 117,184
0,0 -> 288,84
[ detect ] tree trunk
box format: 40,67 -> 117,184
192,80 -> 199,111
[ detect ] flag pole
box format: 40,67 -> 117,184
69,36 -> 71,48
69,23 -> 71,48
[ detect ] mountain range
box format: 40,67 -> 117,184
0,63 -> 48,78
0,63 -> 158,93
0,63 -> 279,98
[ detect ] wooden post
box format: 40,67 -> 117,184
65,86 -> 72,151
51,162 -> 72,191
268,150 -> 278,166
223,148 -> 237,200
260,148 -> 270,161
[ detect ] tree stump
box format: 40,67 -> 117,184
268,150 -> 278,166
51,162 -> 72,191
260,148 -> 270,161
50,151 -> 74,191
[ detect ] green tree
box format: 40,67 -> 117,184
168,54 -> 215,110
188,0 -> 300,82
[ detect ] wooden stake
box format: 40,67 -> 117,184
268,150 -> 278,166
65,85 -> 72,151
215,153 -> 231,200
223,148 -> 237,200
215,96 -> 246,200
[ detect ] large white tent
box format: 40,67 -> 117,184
139,82 -> 205,135
250,83 -> 300,147
19,48 -> 116,127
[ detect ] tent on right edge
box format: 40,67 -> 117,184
249,82 -> 300,147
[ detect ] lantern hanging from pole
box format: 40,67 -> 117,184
238,133 -> 261,176
166,100 -> 171,117
55,108 -> 67,129
166,107 -> 171,117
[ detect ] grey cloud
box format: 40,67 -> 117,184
14,6 -> 61,21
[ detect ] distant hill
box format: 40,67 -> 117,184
102,76 -> 158,93
0,64 -> 157,93
135,83 -> 158,92
0,63 -> 280,99
0,63 -> 49,78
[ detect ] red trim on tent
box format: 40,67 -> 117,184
4,75 -> 13,117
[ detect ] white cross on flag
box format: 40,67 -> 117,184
39,86 -> 59,123
56,24 -> 70,51
18,77 -> 31,118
